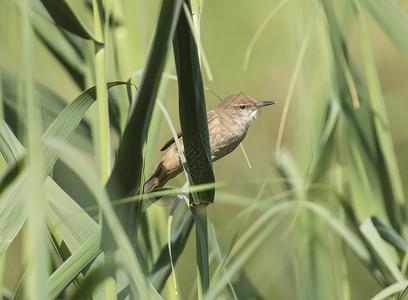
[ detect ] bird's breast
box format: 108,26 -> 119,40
208,117 -> 248,162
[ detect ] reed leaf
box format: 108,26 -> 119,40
173,0 -> 214,205
358,0 -> 408,61
33,0 -> 102,43
106,0 -> 184,198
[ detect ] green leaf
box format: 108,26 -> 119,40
42,82 -> 126,175
191,205 -> 210,294
149,202 -> 194,292
372,217 -> 408,253
172,1 -> 213,295
370,280 -> 408,300
35,0 -> 103,43
46,176 -> 100,258
173,0 -> 214,205
46,138 -> 160,298
354,2 -> 406,236
0,157 -> 24,195
1,70 -> 92,153
0,82 -> 126,257
47,231 -> 102,299
0,121 -> 103,300
106,0 -> 184,198
208,224 -> 262,299
205,206 -> 285,300
306,100 -> 340,183
104,0 -> 184,253
0,121 -> 27,257
28,9 -> 86,88
398,285 -> 408,300
66,256 -> 118,300
358,0 -> 408,61
321,0 -> 403,231
360,217 -> 404,283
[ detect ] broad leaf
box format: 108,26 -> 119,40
173,1 -> 214,205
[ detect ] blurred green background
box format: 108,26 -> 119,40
2,0 -> 408,299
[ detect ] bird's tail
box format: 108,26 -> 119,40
142,162 -> 165,193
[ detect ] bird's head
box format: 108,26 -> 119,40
216,93 -> 276,126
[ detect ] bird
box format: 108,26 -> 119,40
142,93 -> 276,193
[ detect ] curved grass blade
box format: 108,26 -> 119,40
243,0 -> 291,71
208,223 -> 262,300
0,158 -> 24,195
205,212 -> 284,300
42,82 -> 126,174
46,139 -> 161,299
173,0 -> 214,205
371,280 -> 408,300
33,0 -> 103,43
398,285 -> 408,300
47,231 -> 102,299
155,98 -> 192,193
0,82 -> 126,257
306,100 -> 340,183
28,10 -> 86,88
173,1 -> 214,295
372,217 -> 408,253
0,123 -> 100,262
0,121 -> 28,257
106,0 -> 184,198
205,199 -> 377,299
182,3 -> 213,81
358,0 -> 408,61
149,203 -> 194,292
166,196 -> 182,294
360,218 -> 404,283
66,258 -> 118,300
321,0 -> 404,232
191,205 -> 209,294
1,71 -> 92,152
46,176 -> 100,259
104,0 -> 184,254
353,2 -> 406,236
0,143 -> 102,299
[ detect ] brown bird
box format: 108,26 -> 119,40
142,93 -> 276,193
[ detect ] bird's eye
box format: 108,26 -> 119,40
239,105 -> 246,110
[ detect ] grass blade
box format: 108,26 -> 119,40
371,280 -> 408,300
358,0 -> 408,61
47,138 -> 160,298
35,0 -> 103,43
47,231 -> 102,299
320,0 -> 402,231
173,1 -> 214,295
354,1 -> 406,235
306,100 -> 340,183
28,10 -> 86,88
46,176 -> 100,257
360,218 -> 404,283
42,82 -> 126,175
0,83 -> 125,256
106,0 -> 183,198
398,285 -> 408,300
173,0 -> 214,205
372,217 -> 408,253
66,257 -> 118,300
149,203 -> 194,292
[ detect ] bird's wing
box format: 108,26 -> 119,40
160,110 -> 218,152
160,131 -> 182,151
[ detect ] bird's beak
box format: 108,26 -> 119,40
256,101 -> 277,108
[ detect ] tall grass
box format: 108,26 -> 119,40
1,0 -> 408,299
